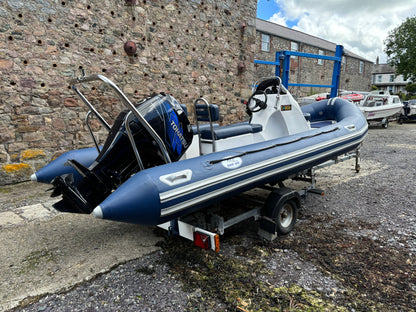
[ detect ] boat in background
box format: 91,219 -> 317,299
297,92 -> 329,105
359,90 -> 403,128
341,93 -> 365,105
298,91 -> 367,106
31,74 -> 367,237
399,99 -> 416,123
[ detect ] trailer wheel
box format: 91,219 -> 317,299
382,120 -> 389,128
263,190 -> 299,235
275,199 -> 298,235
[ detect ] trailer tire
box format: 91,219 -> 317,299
382,120 -> 389,128
263,189 -> 299,235
276,199 -> 298,235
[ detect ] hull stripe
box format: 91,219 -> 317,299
160,126 -> 367,216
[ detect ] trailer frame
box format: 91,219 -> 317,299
157,148 -> 361,251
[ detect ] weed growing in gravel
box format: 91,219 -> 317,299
158,235 -> 348,311
273,215 -> 416,311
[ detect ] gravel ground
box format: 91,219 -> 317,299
8,122 -> 416,312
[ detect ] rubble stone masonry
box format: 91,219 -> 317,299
0,0 -> 257,185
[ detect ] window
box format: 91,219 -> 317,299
317,50 -> 324,65
261,34 -> 270,52
389,75 -> 394,82
290,41 -> 298,59
359,61 -> 364,74
377,75 -> 382,83
341,56 -> 346,72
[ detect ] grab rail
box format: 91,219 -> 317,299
194,97 -> 217,154
72,84 -> 111,131
70,73 -> 172,164
125,111 -> 145,171
85,111 -> 100,153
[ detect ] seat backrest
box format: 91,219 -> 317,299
193,98 -> 220,154
195,103 -> 220,122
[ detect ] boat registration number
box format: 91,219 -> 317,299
281,104 -> 292,111
221,157 -> 243,169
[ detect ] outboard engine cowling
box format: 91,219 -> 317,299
52,93 -> 193,214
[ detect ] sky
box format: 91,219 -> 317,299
256,0 -> 416,63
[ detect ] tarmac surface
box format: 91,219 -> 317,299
1,121 -> 416,311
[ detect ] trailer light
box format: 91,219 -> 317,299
193,231 -> 210,250
214,234 -> 220,252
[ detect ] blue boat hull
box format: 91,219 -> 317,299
94,98 -> 367,225
31,147 -> 99,184
33,98 -> 368,225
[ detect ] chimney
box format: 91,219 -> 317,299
376,56 -> 379,65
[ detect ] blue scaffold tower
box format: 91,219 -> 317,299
254,45 -> 344,99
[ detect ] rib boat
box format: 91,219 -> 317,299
31,74 -> 368,226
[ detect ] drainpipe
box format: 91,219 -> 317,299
296,43 -> 301,98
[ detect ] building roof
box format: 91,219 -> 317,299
372,63 -> 395,74
256,19 -> 372,63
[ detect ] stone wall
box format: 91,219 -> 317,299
0,0 -> 257,185
255,31 -> 373,98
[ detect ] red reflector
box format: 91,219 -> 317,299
193,231 -> 211,250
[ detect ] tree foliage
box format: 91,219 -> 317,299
384,16 -> 416,82
405,83 -> 416,95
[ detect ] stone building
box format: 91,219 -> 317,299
255,19 -> 373,98
0,0 -> 258,185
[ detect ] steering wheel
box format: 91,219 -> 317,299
247,90 -> 267,113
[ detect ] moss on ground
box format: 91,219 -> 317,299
158,235 -> 349,312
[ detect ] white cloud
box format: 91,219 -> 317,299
270,0 -> 416,63
269,11 -> 288,26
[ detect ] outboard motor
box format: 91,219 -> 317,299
52,93 -> 193,214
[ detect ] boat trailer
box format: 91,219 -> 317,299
367,116 -> 398,128
158,149 -> 361,251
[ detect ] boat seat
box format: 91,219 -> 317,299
193,101 -> 220,140
191,123 -> 219,134
193,98 -> 262,154
177,103 -> 219,134
195,103 -> 220,122
200,122 -> 263,140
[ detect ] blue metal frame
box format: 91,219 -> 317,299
254,45 -> 344,98
254,51 -> 282,77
